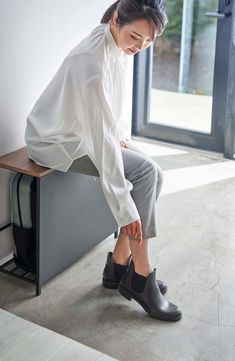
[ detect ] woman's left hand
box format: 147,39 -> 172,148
120,141 -> 128,149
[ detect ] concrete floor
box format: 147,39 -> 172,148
0,138 -> 235,361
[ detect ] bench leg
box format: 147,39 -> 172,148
35,177 -> 41,296
36,283 -> 41,296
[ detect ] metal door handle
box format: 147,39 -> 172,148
205,11 -> 232,19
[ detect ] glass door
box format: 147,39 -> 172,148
132,0 -> 235,158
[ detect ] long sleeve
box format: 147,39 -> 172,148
117,92 -> 131,142
111,54 -> 131,143
80,74 -> 140,227
118,116 -> 131,143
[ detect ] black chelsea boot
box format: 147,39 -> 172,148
118,260 -> 182,321
102,252 -> 168,295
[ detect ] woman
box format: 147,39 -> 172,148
25,0 -> 182,321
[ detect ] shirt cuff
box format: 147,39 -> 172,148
113,195 -> 140,227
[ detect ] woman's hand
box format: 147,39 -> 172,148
121,219 -> 143,245
120,141 -> 128,149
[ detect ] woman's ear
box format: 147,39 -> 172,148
112,11 -> 119,28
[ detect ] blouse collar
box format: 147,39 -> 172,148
105,22 -> 124,57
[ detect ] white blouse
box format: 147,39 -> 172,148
25,22 -> 140,227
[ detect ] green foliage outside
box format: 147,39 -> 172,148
163,0 -> 218,43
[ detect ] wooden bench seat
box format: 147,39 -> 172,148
0,147 -> 54,177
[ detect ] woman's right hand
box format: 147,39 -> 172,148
120,141 -> 128,149
121,219 -> 143,245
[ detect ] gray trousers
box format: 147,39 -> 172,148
68,140 -> 164,240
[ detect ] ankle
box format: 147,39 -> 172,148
111,252 -> 131,266
132,262 -> 153,277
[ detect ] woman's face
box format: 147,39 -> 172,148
112,14 -> 158,56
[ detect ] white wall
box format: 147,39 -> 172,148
0,0 -> 133,261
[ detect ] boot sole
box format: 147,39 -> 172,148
118,285 -> 182,322
102,278 -> 119,289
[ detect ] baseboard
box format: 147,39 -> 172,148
0,253 -> 14,267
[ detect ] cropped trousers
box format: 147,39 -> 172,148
68,140 -> 164,240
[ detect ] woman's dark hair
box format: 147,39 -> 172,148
100,0 -> 168,37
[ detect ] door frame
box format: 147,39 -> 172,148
132,0 -> 235,159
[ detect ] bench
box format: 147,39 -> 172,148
0,147 -> 118,295
0,147 -> 54,177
